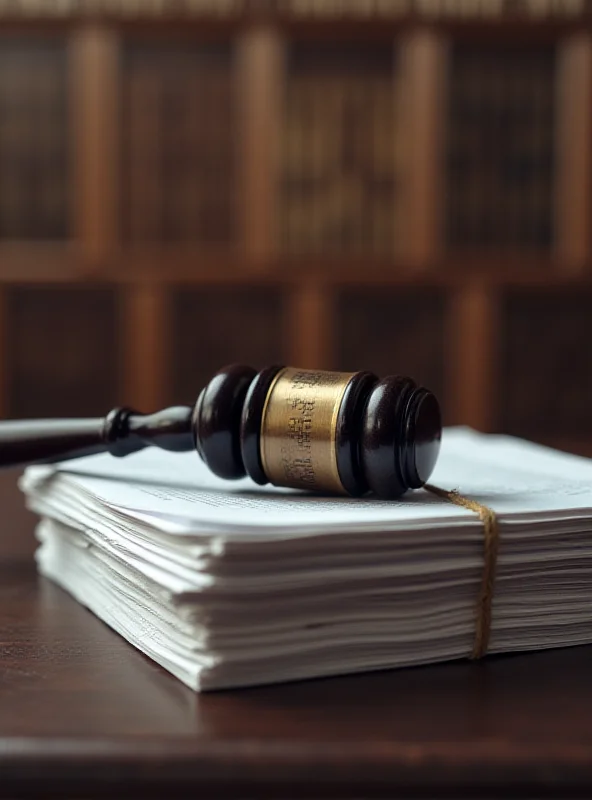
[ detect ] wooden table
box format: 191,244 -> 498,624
2,471 -> 592,798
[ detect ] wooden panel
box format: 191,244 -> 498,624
0,38 -> 69,240
399,31 -> 447,267
237,27 -> 283,265
6,285 -> 118,418
120,284 -> 170,412
71,26 -> 120,264
0,285 -> 7,418
554,33 -> 592,272
334,287 -> 446,406
121,40 -> 236,245
498,288 -> 592,438
280,42 -> 401,258
445,284 -> 497,431
285,283 -> 334,369
0,243 -> 82,282
171,286 -> 285,404
446,43 -> 556,253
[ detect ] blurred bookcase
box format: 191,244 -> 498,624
0,0 -> 591,456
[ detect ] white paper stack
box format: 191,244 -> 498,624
18,427 -> 592,691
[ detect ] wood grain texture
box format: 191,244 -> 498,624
120,283 -> 170,411
554,32 -> 592,272
285,282 -> 334,369
70,25 -> 120,265
334,287 -> 445,413
171,285 -> 285,405
0,284 -> 6,419
0,470 -> 36,558
237,26 -> 282,265
399,30 -> 447,266
2,543 -> 592,797
6,285 -> 118,418
446,283 -> 497,430
498,287 -> 592,438
0,243 -> 83,282
0,38 -> 69,240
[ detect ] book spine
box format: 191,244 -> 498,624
0,0 -> 585,19
0,42 -> 68,240
281,46 -> 396,259
446,45 -> 554,252
123,53 -> 161,241
122,45 -> 235,247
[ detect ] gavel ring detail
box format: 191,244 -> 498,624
0,365 -> 442,499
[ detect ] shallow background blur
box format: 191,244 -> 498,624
0,0 -> 590,460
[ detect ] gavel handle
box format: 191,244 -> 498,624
0,406 -> 195,469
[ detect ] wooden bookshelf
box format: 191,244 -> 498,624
0,1 -> 589,455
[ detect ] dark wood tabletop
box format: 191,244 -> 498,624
2,470 -> 592,798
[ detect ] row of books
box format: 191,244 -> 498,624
121,44 -> 236,244
280,46 -> 401,255
4,284 -> 592,441
0,38 -> 564,252
446,46 -> 555,249
0,42 -> 69,239
0,0 -> 584,20
277,0 -> 586,19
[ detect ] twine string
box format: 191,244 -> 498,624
425,484 -> 499,660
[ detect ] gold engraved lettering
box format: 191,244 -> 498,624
259,367 -> 355,494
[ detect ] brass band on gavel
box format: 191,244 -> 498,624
260,367 -> 354,495
194,365 -> 442,499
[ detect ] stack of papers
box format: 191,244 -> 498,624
19,427 -> 592,691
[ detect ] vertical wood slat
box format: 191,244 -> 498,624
286,283 -> 334,370
0,287 -> 7,419
70,25 -> 119,267
399,31 -> 447,268
554,33 -> 592,272
446,283 -> 497,431
120,284 -> 170,412
237,26 -> 283,268
124,52 -> 163,242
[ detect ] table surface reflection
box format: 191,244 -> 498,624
1,475 -> 592,798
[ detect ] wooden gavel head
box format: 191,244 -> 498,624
192,365 -> 441,499
1,364 -> 442,500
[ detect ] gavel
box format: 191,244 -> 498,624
0,365 -> 442,499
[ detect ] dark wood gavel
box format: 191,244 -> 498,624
0,365 -> 442,499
